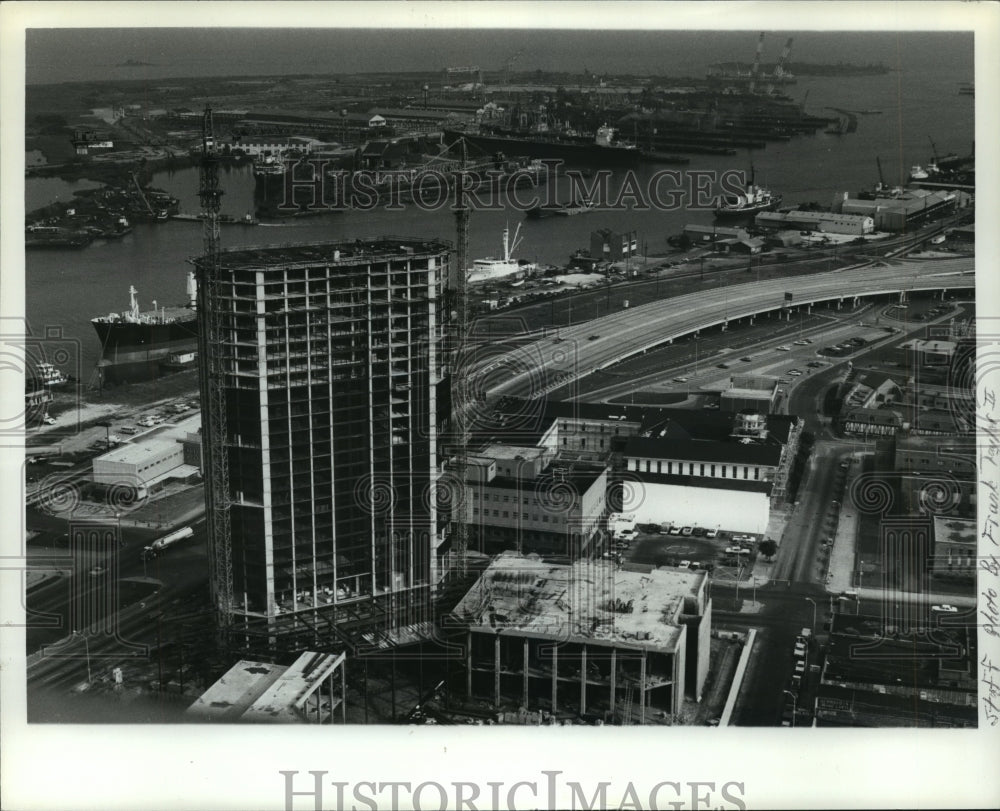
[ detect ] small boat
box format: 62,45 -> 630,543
714,166 -> 782,220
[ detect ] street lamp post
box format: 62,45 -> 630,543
805,597 -> 817,632
782,689 -> 797,727
72,630 -> 91,684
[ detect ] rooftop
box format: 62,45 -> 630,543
479,461 -> 607,494
96,435 -> 180,465
186,652 -> 345,723
450,552 -> 705,650
625,436 -> 783,467
194,238 -> 452,272
933,516 -> 977,547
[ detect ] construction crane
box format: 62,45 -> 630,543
747,32 -> 766,94
764,37 -> 794,95
450,139 -> 470,577
195,105 -> 235,631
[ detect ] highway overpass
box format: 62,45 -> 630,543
475,256 -> 974,399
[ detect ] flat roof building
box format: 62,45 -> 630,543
449,553 -> 711,720
755,209 -> 874,235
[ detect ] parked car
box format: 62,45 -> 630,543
120,426 -> 137,434
681,526 -> 693,536
706,529 -> 718,538
787,369 -> 803,376
42,415 -> 56,425
931,604 -> 958,612
669,526 -> 682,536
740,356 -> 752,362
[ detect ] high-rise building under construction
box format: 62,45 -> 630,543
193,238 -> 453,654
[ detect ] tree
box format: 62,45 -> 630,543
759,538 -> 778,560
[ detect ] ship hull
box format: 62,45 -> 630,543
714,198 -> 782,220
443,130 -> 641,168
92,316 -> 198,384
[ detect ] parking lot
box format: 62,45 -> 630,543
608,522 -> 764,577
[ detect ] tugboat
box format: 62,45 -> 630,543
714,167 -> 781,220
468,224 -> 536,285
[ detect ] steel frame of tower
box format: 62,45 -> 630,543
196,106 -> 235,628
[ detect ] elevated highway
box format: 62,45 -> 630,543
477,257 -> 974,399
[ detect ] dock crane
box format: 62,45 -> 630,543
130,171 -> 155,218
765,37 -> 793,95
503,49 -> 524,87
747,32 -> 766,94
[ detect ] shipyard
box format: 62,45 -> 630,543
6,15 -> 997,811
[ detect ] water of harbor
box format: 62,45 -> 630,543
24,70 -> 974,382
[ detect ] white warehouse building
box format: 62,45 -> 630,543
755,209 -> 875,235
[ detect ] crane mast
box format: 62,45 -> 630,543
748,32 -> 766,94
451,139 -> 470,577
196,105 -> 235,629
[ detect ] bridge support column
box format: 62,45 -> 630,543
853,297 -> 860,308
807,304 -> 813,314
940,289 -> 947,300
721,320 -> 728,332
749,316 -> 754,325
837,299 -> 842,310
898,290 -> 907,304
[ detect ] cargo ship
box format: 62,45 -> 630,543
468,224 -> 536,285
92,274 -> 198,385
443,124 -> 641,168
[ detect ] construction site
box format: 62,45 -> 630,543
448,553 -> 712,722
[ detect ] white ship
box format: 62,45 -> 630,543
468,224 -> 536,285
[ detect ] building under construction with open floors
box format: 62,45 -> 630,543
194,237 -> 453,658
448,553 -> 712,722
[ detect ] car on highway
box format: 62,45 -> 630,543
680,526 -> 693,536
806,361 -> 824,368
42,415 -> 56,425
931,604 -> 959,612
588,334 -> 600,341
668,526 -> 682,535
716,363 -> 729,369
740,356 -> 752,362
672,377 -> 689,383
776,345 -> 791,352
787,369 -> 803,376
793,340 -> 810,346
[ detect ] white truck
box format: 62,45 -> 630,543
141,526 -> 194,560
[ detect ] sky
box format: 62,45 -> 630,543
25,28 -> 974,85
